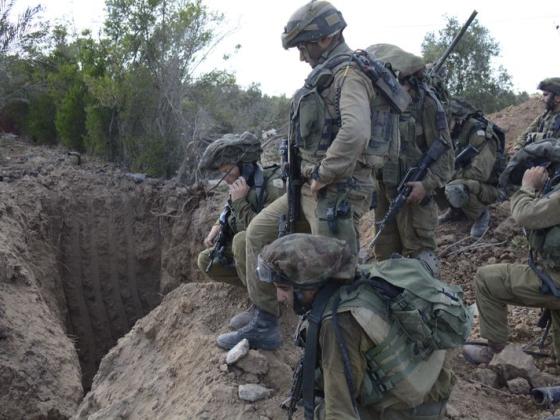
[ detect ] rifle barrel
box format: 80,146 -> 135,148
432,10 -> 478,75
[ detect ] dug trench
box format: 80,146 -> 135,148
0,138 -> 217,418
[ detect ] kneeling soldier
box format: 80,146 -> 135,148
258,234 -> 464,419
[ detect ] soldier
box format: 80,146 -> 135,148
257,234 -> 456,419
463,139 -> 560,364
197,132 -> 283,328
367,44 -> 454,273
438,98 -> 505,238
216,1 -> 384,350
514,77 -> 560,151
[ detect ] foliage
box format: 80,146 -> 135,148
422,17 -> 528,113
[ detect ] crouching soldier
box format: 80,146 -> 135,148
438,98 -> 506,238
464,139 -> 560,364
197,132 -> 283,327
257,234 -> 468,419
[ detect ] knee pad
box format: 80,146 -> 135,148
445,183 -> 469,208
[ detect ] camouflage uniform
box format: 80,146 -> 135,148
258,234 -> 455,420
244,40 -> 377,316
444,99 -> 501,221
368,45 -> 454,261
515,77 -> 560,150
475,183 -> 560,356
197,132 -> 284,286
197,167 -> 284,286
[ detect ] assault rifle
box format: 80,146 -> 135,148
278,133 -> 302,237
369,138 -> 450,248
205,200 -> 233,272
427,10 -> 478,79
280,357 -> 304,419
454,144 -> 480,170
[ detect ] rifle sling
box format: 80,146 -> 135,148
302,282 -> 342,420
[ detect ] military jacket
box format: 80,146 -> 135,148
217,166 -> 284,233
515,110 -> 560,149
511,182 -> 560,270
292,41 -> 376,191
394,86 -> 454,192
454,116 -> 499,184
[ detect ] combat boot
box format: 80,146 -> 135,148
470,208 -> 490,238
463,342 -> 504,364
229,304 -> 256,330
217,308 -> 282,350
438,207 -> 465,224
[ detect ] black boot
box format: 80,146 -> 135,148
470,208 -> 490,238
228,304 -> 256,330
217,309 -> 282,350
438,207 -> 465,224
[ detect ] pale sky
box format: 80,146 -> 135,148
16,0 -> 560,97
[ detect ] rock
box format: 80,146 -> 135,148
445,403 -> 460,418
489,344 -> 538,381
236,350 -> 269,375
529,371 -> 560,388
226,338 -> 250,365
507,377 -> 530,395
473,368 -> 499,388
238,384 -> 273,402
219,364 -> 228,372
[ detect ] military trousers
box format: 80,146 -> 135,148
374,181 -> 437,261
476,263 -> 560,358
197,231 -> 248,287
245,183 -> 371,316
448,178 -> 499,221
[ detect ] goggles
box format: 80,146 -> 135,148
256,255 -> 291,285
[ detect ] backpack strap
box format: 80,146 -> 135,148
253,165 -> 266,212
302,282 -> 342,420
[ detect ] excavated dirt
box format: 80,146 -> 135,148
0,95 -> 556,420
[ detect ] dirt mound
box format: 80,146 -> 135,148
0,135 -> 217,418
75,282 -> 301,420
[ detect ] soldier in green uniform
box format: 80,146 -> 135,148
197,132 -> 284,327
464,139 -> 560,364
367,44 -> 454,274
216,1 -> 393,351
257,234 -> 456,419
514,78 -> 560,151
438,98 -> 505,238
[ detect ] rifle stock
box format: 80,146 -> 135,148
205,201 -> 233,272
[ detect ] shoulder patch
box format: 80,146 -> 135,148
476,129 -> 486,137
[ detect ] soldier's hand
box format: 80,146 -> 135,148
406,181 -> 427,204
204,224 -> 221,248
229,176 -> 250,201
522,166 -> 549,191
310,179 -> 326,199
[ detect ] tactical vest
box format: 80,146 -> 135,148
320,257 -> 471,410
528,182 -> 560,271
454,113 -> 506,183
292,53 -> 401,175
526,111 -> 560,145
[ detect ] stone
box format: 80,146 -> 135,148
445,403 -> 460,419
236,350 -> 269,375
238,384 -> 273,402
529,371 -> 560,388
489,344 -> 538,381
219,364 -> 228,372
507,377 -> 530,395
473,368 -> 499,388
226,338 -> 250,365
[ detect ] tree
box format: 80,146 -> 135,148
422,16 -> 527,113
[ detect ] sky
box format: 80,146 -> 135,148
15,0 -> 560,97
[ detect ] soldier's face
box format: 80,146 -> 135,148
218,164 -> 240,185
542,91 -> 560,111
275,284 -> 317,313
296,36 -> 333,68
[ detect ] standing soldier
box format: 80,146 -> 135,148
197,132 -> 283,328
514,78 -> 560,151
367,44 -> 454,274
464,139 -> 560,363
216,1 -> 404,350
439,98 -> 505,238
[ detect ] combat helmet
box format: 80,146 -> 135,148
257,233 -> 356,289
281,1 -> 346,49
367,44 -> 425,80
199,131 -> 262,171
538,78 -> 560,96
